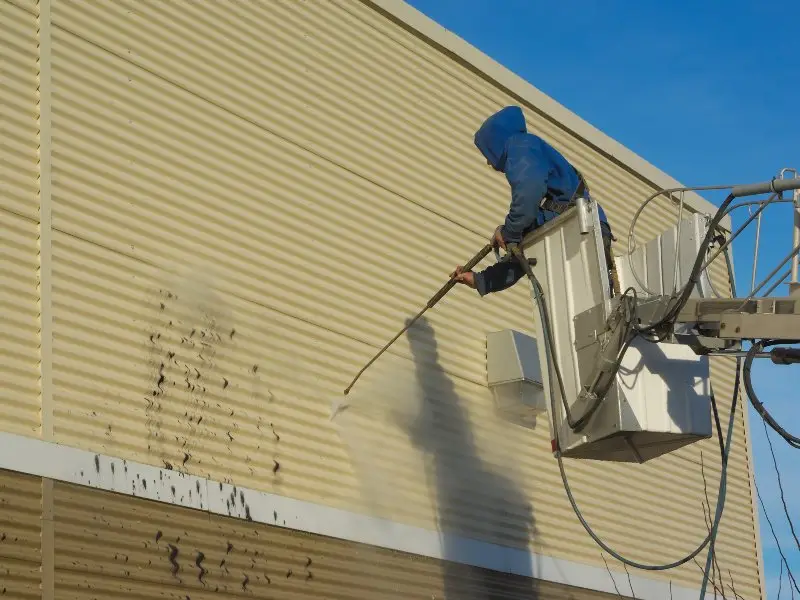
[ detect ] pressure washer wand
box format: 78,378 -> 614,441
342,243 -> 493,396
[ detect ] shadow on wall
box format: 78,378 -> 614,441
397,316 -> 541,599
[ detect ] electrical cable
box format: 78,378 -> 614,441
695,236 -> 749,600
755,480 -> 800,596
635,192 -> 738,338
696,373 -> 733,598
721,237 -> 737,299
515,177 -> 794,575
778,560 -> 784,600
760,417 -> 800,550
744,340 -> 800,449
525,266 -> 735,571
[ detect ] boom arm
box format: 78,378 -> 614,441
631,293 -> 800,361
620,174 -> 800,360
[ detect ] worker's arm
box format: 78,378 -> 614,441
473,260 -> 526,296
500,139 -> 549,244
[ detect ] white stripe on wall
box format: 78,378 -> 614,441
0,432 -> 715,600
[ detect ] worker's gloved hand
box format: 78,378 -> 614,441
450,265 -> 476,289
492,226 -> 507,251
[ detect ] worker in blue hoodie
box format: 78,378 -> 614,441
452,105 -> 615,296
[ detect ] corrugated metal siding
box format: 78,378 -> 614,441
0,0 -> 40,221
3,0 -> 38,15
42,0 -> 761,598
0,213 -> 41,436
53,480 -> 624,599
47,230 -> 759,594
48,0 -> 688,251
0,0 -> 42,437
0,469 -> 42,599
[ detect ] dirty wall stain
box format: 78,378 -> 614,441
144,269 -> 236,475
141,267 -> 285,487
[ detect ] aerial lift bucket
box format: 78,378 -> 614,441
485,198 -> 714,463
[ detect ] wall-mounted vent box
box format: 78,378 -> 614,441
486,329 -> 546,429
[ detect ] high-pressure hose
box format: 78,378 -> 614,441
342,243 -> 493,397
510,242 -> 737,573
744,340 -> 800,449
629,177 -> 800,338
507,243 -> 623,432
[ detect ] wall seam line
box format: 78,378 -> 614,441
37,0 -> 53,443
1,0 -> 36,15
41,478 -> 55,600
51,228 -> 491,390
49,19 -> 486,239
0,206 -> 41,225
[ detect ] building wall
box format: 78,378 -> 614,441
0,470 -> 41,599
1,0 -> 762,598
1,0 -> 41,437
0,468 -> 630,600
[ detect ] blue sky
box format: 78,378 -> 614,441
405,1 -> 799,597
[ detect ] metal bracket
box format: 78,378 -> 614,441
719,312 -> 800,340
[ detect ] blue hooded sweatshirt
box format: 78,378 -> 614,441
474,105 -> 608,244
471,106 -> 611,296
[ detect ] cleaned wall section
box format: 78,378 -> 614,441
0,0 -> 762,597
0,0 -> 42,436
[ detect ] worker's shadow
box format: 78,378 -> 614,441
395,316 -> 540,598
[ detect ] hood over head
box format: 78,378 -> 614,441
474,105 -> 527,171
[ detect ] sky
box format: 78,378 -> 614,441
404,1 -> 799,597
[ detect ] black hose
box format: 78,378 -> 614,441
512,246 -> 588,431
518,189 -> 761,574
526,266 -> 736,571
529,273 -> 573,426
744,340 -> 800,449
637,192 -> 738,336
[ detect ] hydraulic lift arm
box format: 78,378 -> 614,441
629,293 -> 800,360
561,175 -> 800,438
624,174 -> 800,359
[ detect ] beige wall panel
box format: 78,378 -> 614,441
53,480 -> 624,600
0,212 -> 41,435
333,0 -> 708,246
50,0 -> 704,250
47,29 -> 530,388
0,0 -> 40,221
3,0 -> 38,14
0,469 -> 42,599
42,0 -> 761,597
48,230 -> 760,595
0,0 -> 41,436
